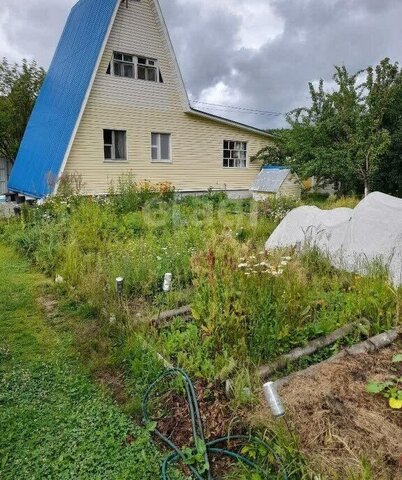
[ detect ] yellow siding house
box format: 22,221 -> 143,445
9,0 -> 273,199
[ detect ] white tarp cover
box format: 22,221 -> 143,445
266,192 -> 402,286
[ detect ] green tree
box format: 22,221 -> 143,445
250,141 -> 287,168
284,58 -> 401,196
0,58 -> 45,164
374,70 -> 402,196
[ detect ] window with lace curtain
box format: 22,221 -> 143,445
223,140 -> 247,168
103,130 -> 127,161
107,51 -> 163,83
151,133 -> 171,162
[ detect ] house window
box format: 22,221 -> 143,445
137,57 -> 157,82
151,133 -> 171,162
104,130 -> 127,161
110,52 -> 162,83
223,140 -> 247,168
113,52 -> 135,78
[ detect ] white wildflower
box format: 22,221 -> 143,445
238,263 -> 248,268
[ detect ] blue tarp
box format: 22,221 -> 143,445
8,0 -> 118,198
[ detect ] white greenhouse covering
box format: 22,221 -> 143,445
266,192 -> 402,286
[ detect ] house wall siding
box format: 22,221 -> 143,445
278,174 -> 302,198
64,0 -> 271,194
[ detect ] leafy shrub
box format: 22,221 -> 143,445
257,196 -> 301,222
155,318 -> 218,380
109,173 -> 175,213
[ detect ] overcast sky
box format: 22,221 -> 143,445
1,0 -> 401,128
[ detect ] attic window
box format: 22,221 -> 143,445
137,57 -> 157,82
109,52 -> 163,83
104,130 -> 127,161
223,140 -> 247,168
113,52 -> 135,78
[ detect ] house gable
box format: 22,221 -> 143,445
91,0 -> 189,118
8,0 -> 120,198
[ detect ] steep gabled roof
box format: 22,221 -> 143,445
250,166 -> 291,193
8,0 -> 120,198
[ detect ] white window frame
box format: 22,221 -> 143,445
223,140 -> 248,169
111,51 -> 161,83
137,56 -> 158,82
151,133 -> 172,163
103,129 -> 127,162
112,52 -> 135,78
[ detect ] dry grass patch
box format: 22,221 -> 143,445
255,345 -> 402,479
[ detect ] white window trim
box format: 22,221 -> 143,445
111,51 -> 161,83
151,133 -> 172,163
103,129 -> 128,162
222,140 -> 248,169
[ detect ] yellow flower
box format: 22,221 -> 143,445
389,398 -> 402,409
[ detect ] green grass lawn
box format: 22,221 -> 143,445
0,245 -> 163,480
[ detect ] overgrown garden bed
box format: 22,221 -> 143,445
1,178 -> 400,479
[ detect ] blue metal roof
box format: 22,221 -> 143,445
262,165 -> 288,170
8,0 -> 118,198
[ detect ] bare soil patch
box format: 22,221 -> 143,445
156,379 -> 244,447
40,295 -> 58,316
258,346 -> 402,479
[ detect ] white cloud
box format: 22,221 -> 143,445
236,2 -> 284,50
0,0 -> 74,66
198,81 -> 242,105
174,0 -> 284,50
0,7 -> 27,62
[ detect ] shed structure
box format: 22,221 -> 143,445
250,166 -> 302,201
0,158 -> 11,195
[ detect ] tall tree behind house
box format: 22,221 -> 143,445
279,58 -> 402,196
0,58 -> 45,165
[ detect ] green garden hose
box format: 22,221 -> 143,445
143,368 -> 288,480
